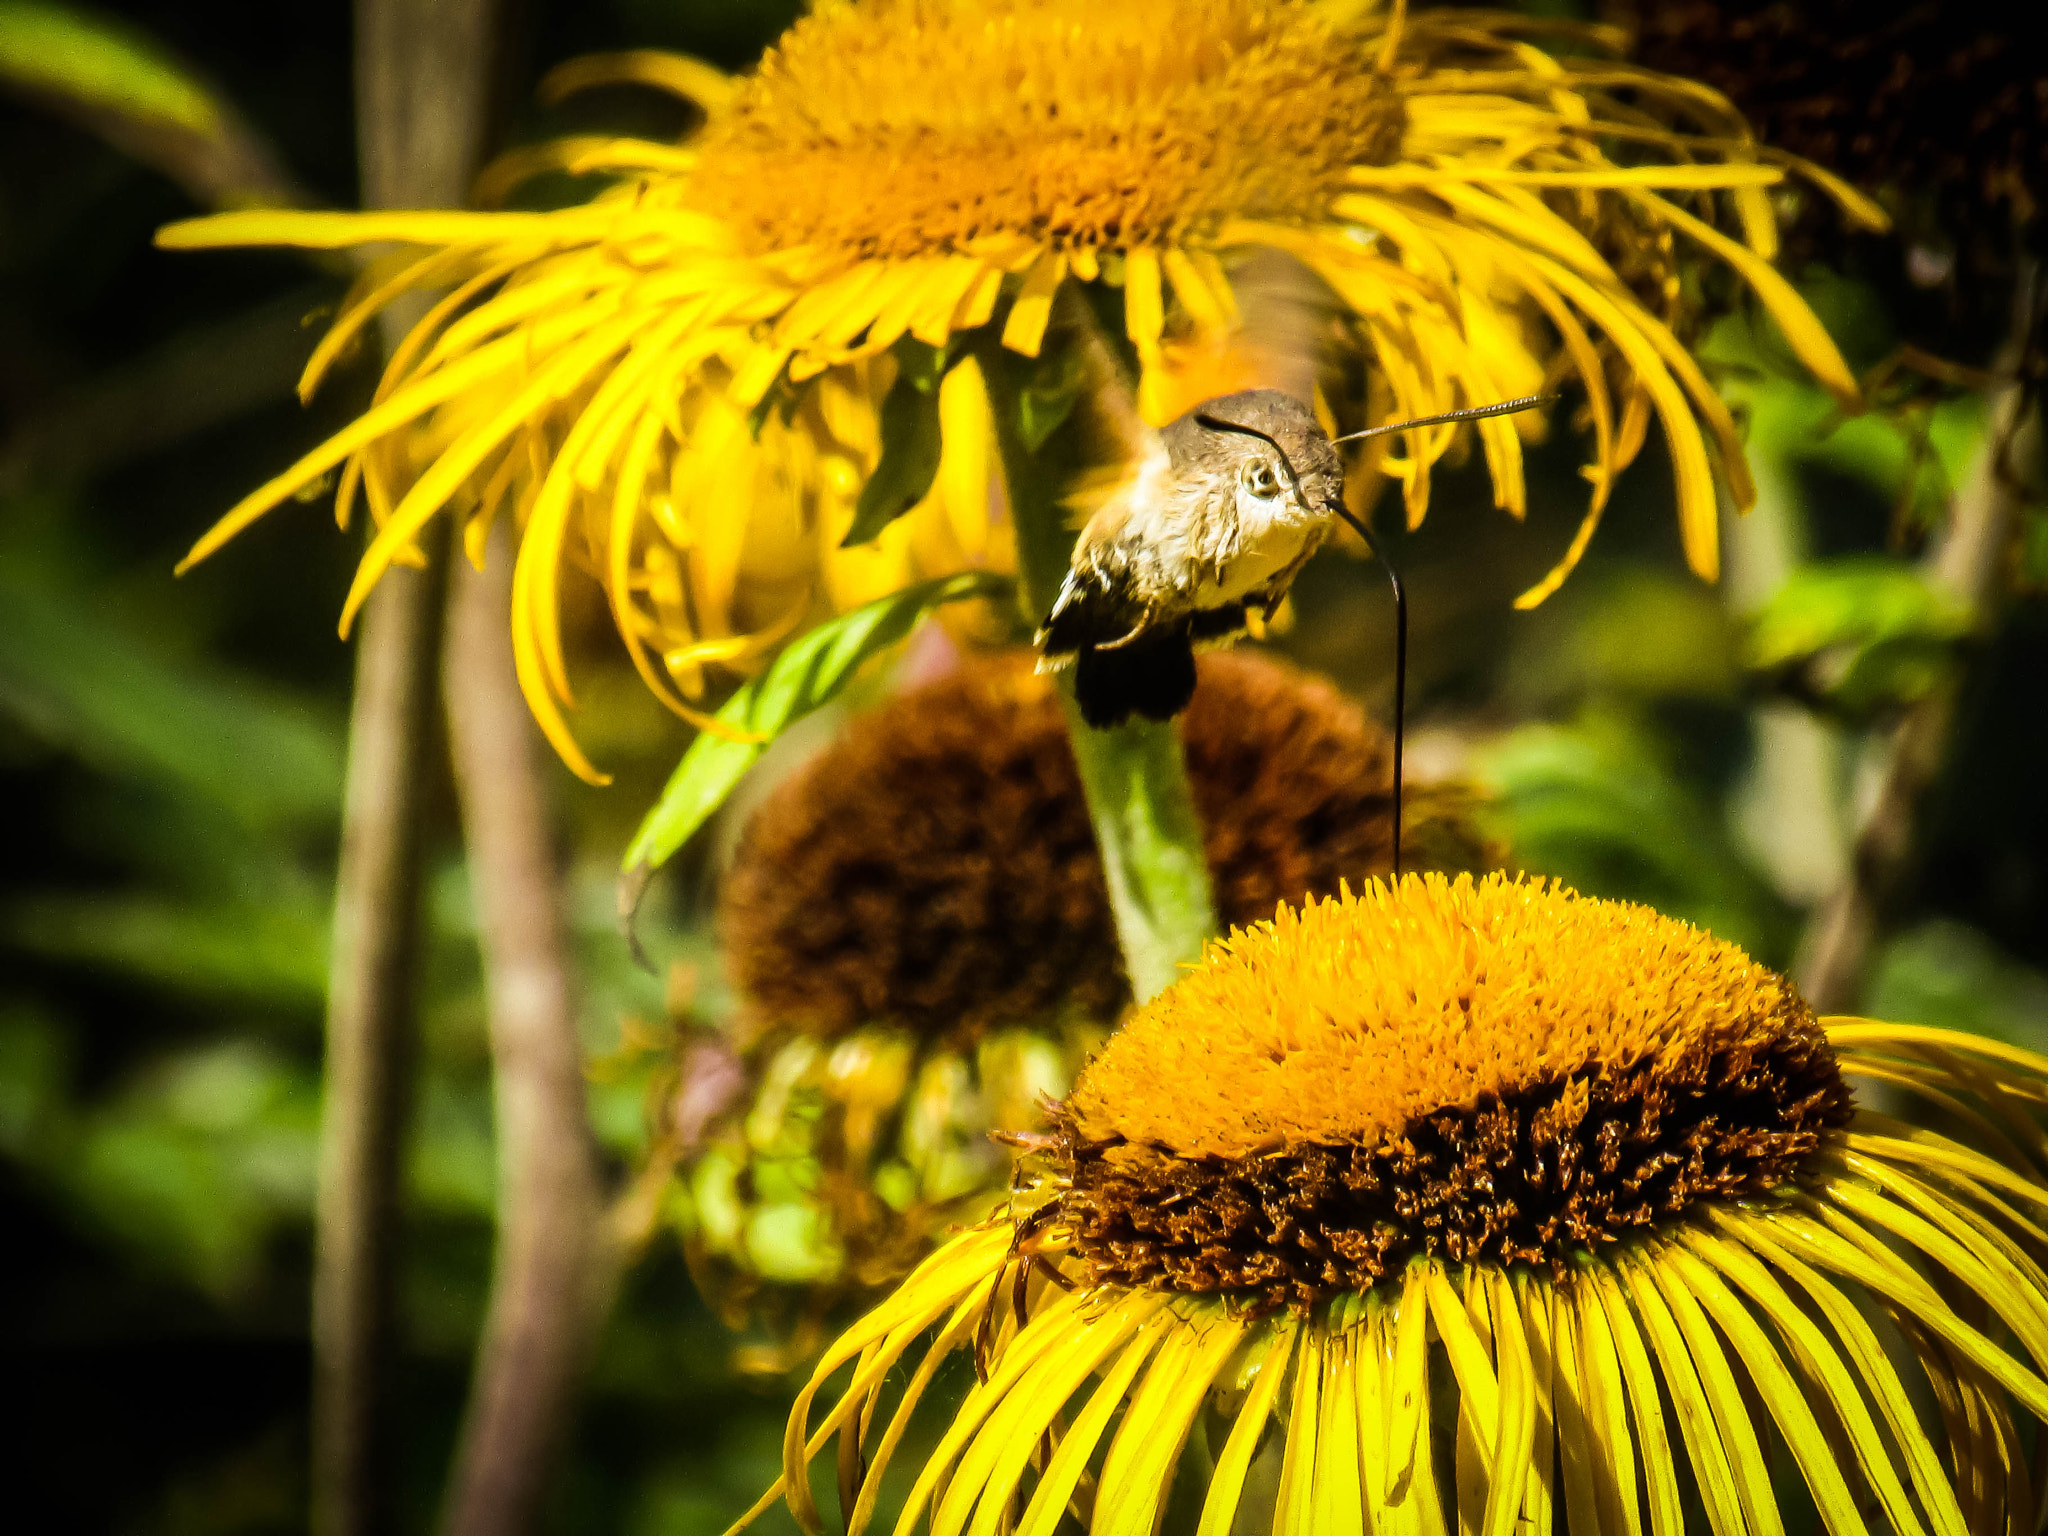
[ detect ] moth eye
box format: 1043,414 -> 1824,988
1244,460 -> 1281,497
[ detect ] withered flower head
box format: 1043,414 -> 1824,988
1624,0 -> 2047,364
1627,0 -> 2046,226
735,874 -> 2048,1536
721,647 -> 1494,1041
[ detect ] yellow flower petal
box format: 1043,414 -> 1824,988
1629,188 -> 1857,403
1625,1254 -> 1750,1536
936,355 -> 998,561
1097,1310 -> 1250,1536
1344,162 -> 1785,189
158,206 -> 622,251
1666,1241 -> 1877,1536
1588,1264 -> 1683,1536
1008,1307 -> 1172,1536
1188,1326 -> 1291,1536
1271,1311 -> 1323,1536
998,252 -> 1067,357
1124,247 -> 1165,362
535,48 -> 733,114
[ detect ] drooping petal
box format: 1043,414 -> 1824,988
1194,1321 -> 1298,1536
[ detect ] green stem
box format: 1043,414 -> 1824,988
981,334 -> 1216,1002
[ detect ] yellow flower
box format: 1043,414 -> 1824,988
157,0 -> 1878,780
658,650 -> 1501,1354
736,873 -> 2048,1536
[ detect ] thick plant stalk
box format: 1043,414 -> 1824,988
984,313 -> 1217,1001
312,3 -> 496,1533
1052,703 -> 1218,1002
314,557 -> 443,1536
440,523 -> 611,1536
1724,463 -> 1848,907
1797,282 -> 2041,1011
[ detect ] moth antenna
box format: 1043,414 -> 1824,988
1330,392 -> 1554,445
1192,407 -> 1410,876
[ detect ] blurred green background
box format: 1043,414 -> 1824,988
1,0 -> 2044,1531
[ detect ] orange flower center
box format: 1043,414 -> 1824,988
688,0 -> 1405,260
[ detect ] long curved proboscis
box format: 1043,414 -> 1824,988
1193,392 -> 1548,877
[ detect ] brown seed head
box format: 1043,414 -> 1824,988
1619,0 -> 2046,367
1624,0 -> 2046,223
719,650 -> 1499,1043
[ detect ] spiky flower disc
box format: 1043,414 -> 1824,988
689,0 -> 1406,259
1049,875 -> 1847,1306
736,874 -> 2048,1536
158,0 -> 1872,777
676,651 -> 1499,1334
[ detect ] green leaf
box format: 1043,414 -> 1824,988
1016,343 -> 1086,454
0,0 -> 291,207
1866,920 -> 2048,1055
1746,557 -> 1968,664
1702,307 -> 1988,541
745,365 -> 797,439
1823,636 -> 1959,715
36,1040 -> 320,1297
2021,508 -> 2048,591
840,339 -> 954,547
5,892 -> 329,1005
1744,555 -> 1972,716
0,1009 -> 67,1156
0,0 -> 221,137
1508,568 -> 1739,705
620,570 -> 1011,882
0,555 -> 343,830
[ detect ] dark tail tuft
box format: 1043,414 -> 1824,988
1038,572 -> 1137,661
1073,630 -> 1197,729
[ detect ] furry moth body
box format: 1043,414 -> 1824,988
1034,388 -> 1549,729
1036,390 -> 1343,729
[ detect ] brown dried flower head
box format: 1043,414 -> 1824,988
1626,0 -> 2046,225
1622,0 -> 2047,366
718,648 -> 1499,1042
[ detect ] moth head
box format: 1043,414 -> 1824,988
1171,389 -> 1345,520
